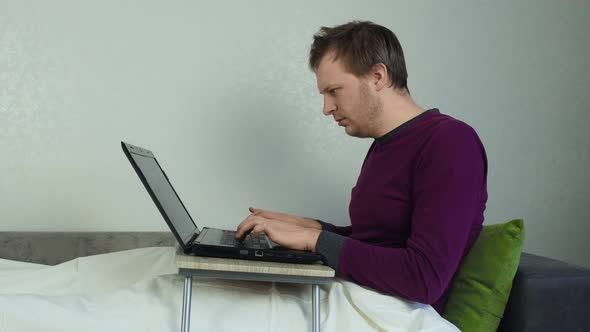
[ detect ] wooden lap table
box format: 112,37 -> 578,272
175,253 -> 335,332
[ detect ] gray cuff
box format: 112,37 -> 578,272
316,219 -> 339,233
315,231 -> 347,272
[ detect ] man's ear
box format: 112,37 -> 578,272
371,63 -> 390,91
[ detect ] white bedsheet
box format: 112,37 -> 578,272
0,247 -> 459,332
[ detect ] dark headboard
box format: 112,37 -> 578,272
0,232 -> 176,265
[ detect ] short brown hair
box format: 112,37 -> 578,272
309,21 -> 409,92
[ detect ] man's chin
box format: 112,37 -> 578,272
344,126 -> 372,138
343,126 -> 360,138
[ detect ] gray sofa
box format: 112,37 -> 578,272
497,252 -> 590,332
1,232 -> 589,331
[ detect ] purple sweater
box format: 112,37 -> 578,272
315,109 -> 488,313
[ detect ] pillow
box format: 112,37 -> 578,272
442,219 -> 525,332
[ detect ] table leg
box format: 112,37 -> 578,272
312,284 -> 320,332
181,275 -> 193,332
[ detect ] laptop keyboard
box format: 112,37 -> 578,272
221,230 -> 270,249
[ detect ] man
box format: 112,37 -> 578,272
235,21 -> 488,313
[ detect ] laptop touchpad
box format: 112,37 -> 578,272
200,229 -> 224,245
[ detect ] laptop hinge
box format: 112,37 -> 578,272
187,231 -> 199,246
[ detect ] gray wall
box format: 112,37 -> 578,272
1,1 -> 589,268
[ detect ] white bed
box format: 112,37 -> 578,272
0,234 -> 458,332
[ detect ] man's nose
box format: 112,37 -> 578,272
323,97 -> 336,116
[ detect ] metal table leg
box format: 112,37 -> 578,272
181,275 -> 193,332
312,284 -> 320,332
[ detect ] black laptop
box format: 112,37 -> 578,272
121,142 -> 323,264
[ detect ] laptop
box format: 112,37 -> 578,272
121,141 -> 324,264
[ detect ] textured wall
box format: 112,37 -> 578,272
1,1 -> 589,268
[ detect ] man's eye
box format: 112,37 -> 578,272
329,88 -> 337,95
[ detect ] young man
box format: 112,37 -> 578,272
235,21 -> 488,313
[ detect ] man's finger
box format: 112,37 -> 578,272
249,207 -> 265,216
252,224 -> 266,238
236,225 -> 253,239
235,215 -> 256,238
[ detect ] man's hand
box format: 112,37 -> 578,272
235,213 -> 321,252
247,207 -> 322,230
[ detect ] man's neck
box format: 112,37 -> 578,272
372,95 -> 424,138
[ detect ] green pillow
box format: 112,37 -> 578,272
442,219 -> 525,332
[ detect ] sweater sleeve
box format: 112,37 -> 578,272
334,122 -> 487,305
316,219 -> 352,237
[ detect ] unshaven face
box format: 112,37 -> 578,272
315,52 -> 383,138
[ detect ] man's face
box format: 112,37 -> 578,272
315,53 -> 383,138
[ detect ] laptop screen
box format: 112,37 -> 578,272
125,145 -> 198,246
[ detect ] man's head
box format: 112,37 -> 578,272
309,21 -> 411,138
